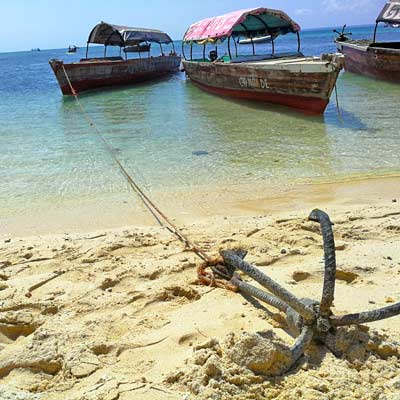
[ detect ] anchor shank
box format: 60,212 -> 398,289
231,276 -> 289,313
221,250 -> 315,322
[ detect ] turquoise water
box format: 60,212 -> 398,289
1,25 -> 400,224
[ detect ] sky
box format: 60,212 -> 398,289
0,0 -> 386,52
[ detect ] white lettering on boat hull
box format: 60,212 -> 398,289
239,77 -> 269,89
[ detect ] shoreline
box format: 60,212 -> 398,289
2,175 -> 400,238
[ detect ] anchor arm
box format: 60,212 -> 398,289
331,302 -> 400,326
309,209 -> 337,315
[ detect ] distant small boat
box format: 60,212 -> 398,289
31,48 -> 41,52
239,35 -> 272,45
335,1 -> 400,82
67,45 -> 78,54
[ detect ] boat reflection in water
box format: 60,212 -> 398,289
181,80 -> 339,181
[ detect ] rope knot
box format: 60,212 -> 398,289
197,252 -> 246,292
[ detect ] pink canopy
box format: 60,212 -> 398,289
183,8 -> 301,43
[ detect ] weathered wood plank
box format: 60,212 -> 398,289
183,56 -> 342,114
50,55 -> 181,95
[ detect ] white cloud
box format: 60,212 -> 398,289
295,8 -> 313,16
323,0 -> 382,12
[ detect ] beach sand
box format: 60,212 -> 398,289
0,177 -> 400,399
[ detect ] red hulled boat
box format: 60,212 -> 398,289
182,8 -> 344,115
50,22 -> 181,95
335,1 -> 400,83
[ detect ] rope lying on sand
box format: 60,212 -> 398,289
61,67 -> 215,266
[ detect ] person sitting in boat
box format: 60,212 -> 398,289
209,50 -> 218,62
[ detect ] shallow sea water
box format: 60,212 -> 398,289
0,25 -> 400,227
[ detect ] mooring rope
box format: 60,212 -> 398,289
61,65 -> 211,263
334,84 -> 342,118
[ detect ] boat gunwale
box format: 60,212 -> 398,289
338,40 -> 400,55
182,56 -> 339,72
53,54 -> 181,68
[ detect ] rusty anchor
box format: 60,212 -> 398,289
214,209 -> 400,372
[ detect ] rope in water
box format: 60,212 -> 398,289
334,84 -> 342,118
61,65 -> 212,264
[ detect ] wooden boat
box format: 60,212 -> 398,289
182,8 -> 344,114
67,45 -> 78,54
50,22 -> 181,95
239,35 -> 272,45
335,1 -> 400,82
124,44 -> 151,53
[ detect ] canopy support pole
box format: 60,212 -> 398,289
252,15 -> 274,56
171,41 -> 176,54
203,43 -> 206,61
240,23 -> 255,55
373,22 -> 379,43
103,31 -> 119,58
182,42 -> 187,60
190,43 -> 193,61
228,36 -> 232,59
234,37 -> 238,57
297,31 -> 301,53
159,43 -> 164,56
85,43 -> 89,59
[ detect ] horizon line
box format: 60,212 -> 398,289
0,23 -> 377,54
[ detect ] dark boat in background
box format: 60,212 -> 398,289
124,43 -> 151,54
335,0 -> 400,82
50,22 -> 181,95
182,8 -> 343,114
67,45 -> 78,54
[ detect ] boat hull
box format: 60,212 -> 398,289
190,79 -> 330,114
337,41 -> 400,83
183,57 -> 342,114
50,55 -> 181,95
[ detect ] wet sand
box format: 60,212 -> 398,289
2,175 -> 400,238
0,176 -> 400,399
